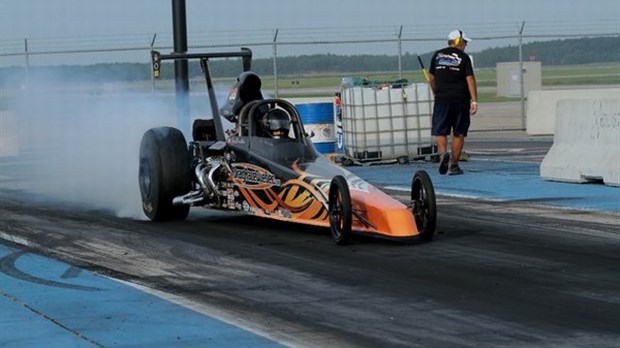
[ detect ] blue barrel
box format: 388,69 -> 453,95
296,102 -> 336,154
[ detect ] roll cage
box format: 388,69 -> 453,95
232,99 -> 319,163
151,48 -> 319,163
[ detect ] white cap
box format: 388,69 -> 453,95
448,30 -> 472,43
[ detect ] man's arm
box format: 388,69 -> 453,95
466,75 -> 478,115
427,52 -> 438,95
428,74 -> 436,95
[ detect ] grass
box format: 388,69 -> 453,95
1,63 -> 616,107
259,63 -> 619,99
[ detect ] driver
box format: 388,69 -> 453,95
262,108 -> 291,139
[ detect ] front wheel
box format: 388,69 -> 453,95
328,175 -> 352,245
139,127 -> 191,221
411,170 -> 437,241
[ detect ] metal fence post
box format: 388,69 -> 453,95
150,33 -> 157,93
519,21 -> 526,130
24,38 -> 30,88
273,28 -> 279,98
398,26 -> 403,79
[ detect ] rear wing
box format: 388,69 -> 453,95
150,48 -> 252,78
150,48 -> 253,141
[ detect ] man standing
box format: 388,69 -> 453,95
428,30 -> 478,175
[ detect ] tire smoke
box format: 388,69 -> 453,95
5,83 -> 187,220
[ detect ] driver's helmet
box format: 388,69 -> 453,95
262,108 -> 290,138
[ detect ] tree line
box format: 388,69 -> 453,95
1,36 -> 617,86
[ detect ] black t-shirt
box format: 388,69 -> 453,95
429,47 -> 474,102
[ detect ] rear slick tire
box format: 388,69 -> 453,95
139,127 -> 191,221
328,175 -> 353,245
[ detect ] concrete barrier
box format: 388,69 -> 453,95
0,111 -> 19,157
540,99 -> 619,187
526,88 -> 620,135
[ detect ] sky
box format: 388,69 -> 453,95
1,0 -> 618,42
0,0 -> 618,63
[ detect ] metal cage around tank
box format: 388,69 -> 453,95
340,82 -> 437,162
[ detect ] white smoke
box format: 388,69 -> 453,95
7,79 -> 187,220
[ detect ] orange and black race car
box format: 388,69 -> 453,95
139,49 -> 436,245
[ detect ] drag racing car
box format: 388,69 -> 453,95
139,48 -> 437,244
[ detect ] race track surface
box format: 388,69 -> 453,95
1,192 -> 619,347
1,134 -> 619,347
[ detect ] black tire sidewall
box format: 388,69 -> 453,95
411,170 -> 437,241
139,127 -> 191,221
329,175 -> 352,245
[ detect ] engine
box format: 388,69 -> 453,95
172,142 -> 234,207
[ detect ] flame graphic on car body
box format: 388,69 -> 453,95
230,162 -> 329,223
227,159 -> 418,237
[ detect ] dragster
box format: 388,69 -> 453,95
139,48 -> 437,244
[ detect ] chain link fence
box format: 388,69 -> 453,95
1,21 -> 619,132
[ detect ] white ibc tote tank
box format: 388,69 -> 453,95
340,82 -> 436,162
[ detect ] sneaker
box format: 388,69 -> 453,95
449,164 -> 464,176
438,152 -> 450,175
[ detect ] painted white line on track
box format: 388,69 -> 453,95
0,231 -> 37,249
384,185 -> 508,202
